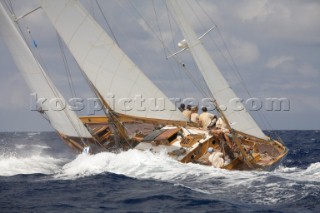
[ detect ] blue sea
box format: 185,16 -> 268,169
0,131 -> 319,212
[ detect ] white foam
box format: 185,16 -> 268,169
275,165 -> 299,173
0,154 -> 64,176
0,144 -> 64,176
1,145 -> 319,205
272,162 -> 320,182
15,144 -> 51,150
304,162 -> 320,177
52,150 -> 320,205
27,132 -> 41,136
55,149 -> 260,188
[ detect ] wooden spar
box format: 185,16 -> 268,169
80,70 -> 130,142
212,99 -> 254,168
233,134 -> 254,168
79,114 -> 192,127
116,113 -> 192,127
92,88 -> 130,142
80,116 -> 108,124
234,129 -> 271,143
58,133 -> 84,151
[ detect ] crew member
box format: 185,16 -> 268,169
211,117 -> 233,149
182,105 -> 192,121
190,106 -> 199,124
199,106 -> 216,129
178,103 -> 185,112
207,147 -> 225,168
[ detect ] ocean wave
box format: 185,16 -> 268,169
52,150 -> 320,205
54,150 -> 320,181
27,132 -> 41,136
304,162 -> 320,176
1,141 -> 319,206
0,154 -> 64,176
15,144 -> 51,150
0,147 -> 66,176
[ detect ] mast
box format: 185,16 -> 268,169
88,80 -> 129,142
0,3 -> 92,139
167,0 -> 268,140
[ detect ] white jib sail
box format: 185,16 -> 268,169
0,3 -> 92,138
167,0 -> 268,139
40,0 -> 186,122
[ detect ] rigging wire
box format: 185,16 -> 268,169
55,31 -> 94,140
152,1 -> 166,62
126,1 -> 187,99
152,0 -> 185,99
95,0 -> 120,47
56,32 -> 77,99
215,27 -> 273,130
74,59 -> 133,150
164,1 -> 187,98
7,2 -> 90,145
189,1 -> 241,83
128,1 -> 213,101
4,0 -> 14,14
89,0 -> 95,18
110,1 -> 196,104
163,1 -> 218,106
24,28 -> 84,138
194,1 -> 276,135
66,2 -> 137,148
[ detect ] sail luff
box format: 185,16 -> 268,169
40,0 -> 187,122
167,0 -> 268,140
0,3 -> 92,138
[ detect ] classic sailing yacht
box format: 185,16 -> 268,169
0,0 -> 288,170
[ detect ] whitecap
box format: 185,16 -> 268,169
0,154 -> 65,176
15,144 -> 51,150
52,150 -> 320,206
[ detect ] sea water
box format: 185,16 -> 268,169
0,131 -> 319,212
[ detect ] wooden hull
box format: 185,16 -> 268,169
58,116 -> 288,171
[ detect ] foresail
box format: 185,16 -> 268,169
167,0 -> 268,140
0,3 -> 92,138
40,0 -> 186,122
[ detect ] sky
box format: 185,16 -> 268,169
0,0 -> 319,131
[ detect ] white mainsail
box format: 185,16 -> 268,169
0,3 -> 92,138
167,0 -> 268,139
40,0 -> 186,122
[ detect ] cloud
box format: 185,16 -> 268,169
262,58 -> 320,93
0,74 -> 29,110
266,55 -> 294,69
235,1 -> 320,43
235,0 -> 271,22
229,37 -> 260,65
1,0 -> 319,130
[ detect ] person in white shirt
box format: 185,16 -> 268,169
182,105 -> 192,121
198,107 -> 216,129
215,117 -> 229,133
207,147 -> 225,168
190,106 -> 199,124
211,117 -> 234,149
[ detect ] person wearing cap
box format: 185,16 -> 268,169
199,106 -> 216,129
190,106 -> 199,124
207,147 -> 225,168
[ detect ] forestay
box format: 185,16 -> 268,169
0,3 -> 92,138
167,0 -> 268,140
40,0 -> 186,122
